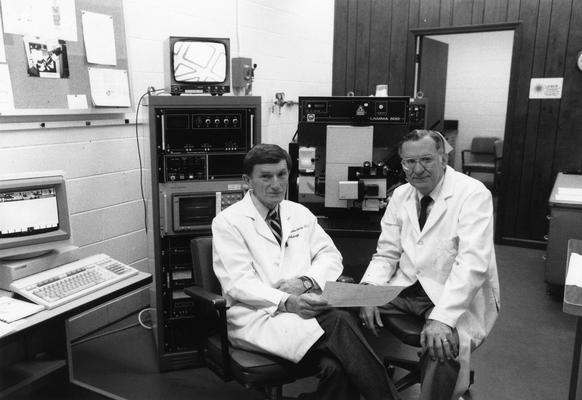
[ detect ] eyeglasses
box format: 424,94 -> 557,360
400,155 -> 437,171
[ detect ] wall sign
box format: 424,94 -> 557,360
529,77 -> 563,99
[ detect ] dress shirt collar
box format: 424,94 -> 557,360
249,190 -> 279,220
416,167 -> 446,205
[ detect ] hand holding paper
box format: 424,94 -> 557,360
286,293 -> 330,319
322,281 -> 405,307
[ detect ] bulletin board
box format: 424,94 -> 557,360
0,0 -> 131,113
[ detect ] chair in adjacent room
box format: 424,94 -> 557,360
461,136 -> 503,190
184,236 -> 311,400
493,139 -> 504,191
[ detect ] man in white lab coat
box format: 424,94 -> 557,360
212,144 -> 397,400
359,130 -> 500,400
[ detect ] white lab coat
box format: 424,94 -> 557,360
212,192 -> 343,362
362,166 -> 500,399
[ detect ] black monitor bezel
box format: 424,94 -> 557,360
0,175 -> 70,254
168,36 -> 231,95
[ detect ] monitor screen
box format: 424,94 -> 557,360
0,173 -> 71,260
0,187 -> 60,238
173,40 -> 227,83
166,36 -> 230,95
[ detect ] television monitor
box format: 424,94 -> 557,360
0,172 -> 72,260
165,36 -> 230,96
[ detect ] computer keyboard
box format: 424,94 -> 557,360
10,254 -> 139,309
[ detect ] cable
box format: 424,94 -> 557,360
135,90 -> 149,234
134,87 -> 166,234
70,307 -> 155,346
71,322 -> 141,346
291,129 -> 299,142
138,307 -> 154,330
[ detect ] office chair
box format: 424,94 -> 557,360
461,136 -> 502,190
381,314 -> 426,391
183,236 -> 312,400
380,314 -> 474,394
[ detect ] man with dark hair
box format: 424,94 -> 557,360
213,143 -> 397,400
359,130 -> 500,400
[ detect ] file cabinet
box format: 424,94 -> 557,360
545,173 -> 582,295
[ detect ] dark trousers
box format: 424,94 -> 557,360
299,309 -> 399,400
378,282 -> 460,400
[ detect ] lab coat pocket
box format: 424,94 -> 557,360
435,237 -> 459,278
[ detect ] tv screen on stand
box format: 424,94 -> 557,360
166,36 -> 230,96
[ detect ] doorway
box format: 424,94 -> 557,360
412,24 -> 519,229
422,31 -> 514,175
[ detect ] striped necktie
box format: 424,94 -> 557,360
267,208 -> 282,245
419,195 -> 432,231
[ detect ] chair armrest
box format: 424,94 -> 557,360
184,285 -> 230,378
184,286 -> 227,309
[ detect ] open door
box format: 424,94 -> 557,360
418,37 -> 448,132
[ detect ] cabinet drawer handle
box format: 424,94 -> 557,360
543,235 -> 549,241
546,215 -> 551,220
542,254 -> 547,261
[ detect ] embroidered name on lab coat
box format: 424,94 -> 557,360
288,225 -> 308,239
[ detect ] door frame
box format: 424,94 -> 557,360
410,22 -> 521,244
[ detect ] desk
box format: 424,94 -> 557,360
0,271 -> 152,399
546,173 -> 582,294
564,239 -> 582,400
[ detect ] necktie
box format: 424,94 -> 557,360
267,208 -> 282,245
419,196 -> 432,231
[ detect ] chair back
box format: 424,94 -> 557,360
191,236 -> 222,295
470,136 -> 498,155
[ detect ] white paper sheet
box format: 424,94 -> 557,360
67,94 -> 88,109
322,281 -> 405,307
0,64 -> 15,110
566,253 -> 582,287
558,187 -> 582,196
88,67 -> 130,107
1,0 -> 77,41
81,11 -> 116,65
555,194 -> 582,203
0,296 -> 44,323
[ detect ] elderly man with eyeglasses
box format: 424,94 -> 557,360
358,129 -> 500,400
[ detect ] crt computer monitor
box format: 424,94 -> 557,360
0,172 -> 72,260
166,36 -> 230,95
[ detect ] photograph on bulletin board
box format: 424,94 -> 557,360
23,37 -> 69,79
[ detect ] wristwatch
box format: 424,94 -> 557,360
298,276 -> 313,292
